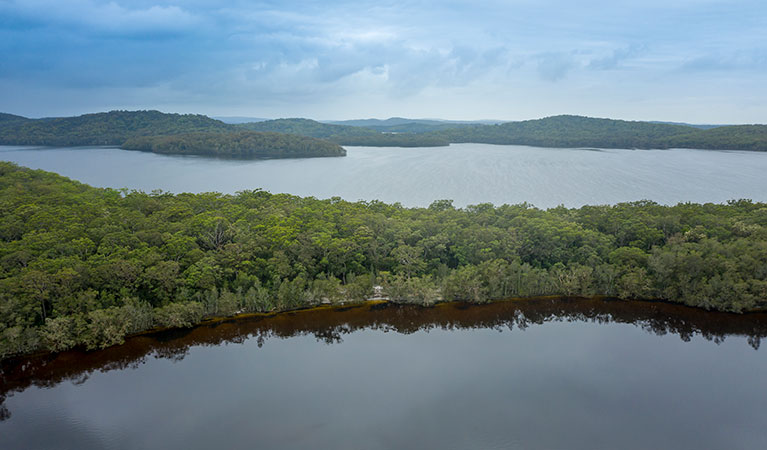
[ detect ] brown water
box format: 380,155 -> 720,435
1,297 -> 766,449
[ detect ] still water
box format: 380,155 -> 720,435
1,298 -> 766,450
2,144 -> 767,208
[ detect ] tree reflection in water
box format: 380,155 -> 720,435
1,296 -> 766,420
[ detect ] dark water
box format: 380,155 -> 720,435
2,298 -> 766,450
3,144 -> 767,208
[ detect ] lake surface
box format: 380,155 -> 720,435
1,298 -> 766,450
3,144 -> 767,208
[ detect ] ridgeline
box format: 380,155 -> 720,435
1,162 -> 766,359
1,110 -> 766,151
0,111 -> 346,159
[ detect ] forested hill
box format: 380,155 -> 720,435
0,111 -> 347,158
237,118 -> 450,147
429,115 -> 767,150
237,118 -> 377,139
2,162 -> 767,359
0,110 -> 230,146
121,131 -> 346,158
2,111 -> 765,151
243,115 -> 767,150
0,113 -> 30,125
659,125 -> 767,151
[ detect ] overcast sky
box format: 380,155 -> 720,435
1,0 -> 765,122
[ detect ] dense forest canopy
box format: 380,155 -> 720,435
121,131 -> 346,158
1,162 -> 766,359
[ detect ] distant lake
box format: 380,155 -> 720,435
2,144 -> 767,208
2,298 -> 766,450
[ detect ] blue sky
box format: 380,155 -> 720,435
1,0 -> 765,122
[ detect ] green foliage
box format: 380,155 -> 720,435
237,118 -> 450,147
154,302 -> 205,328
0,110 -> 230,146
429,115 -> 767,151
121,131 -> 346,158
3,111 -> 765,154
0,111 -> 346,159
1,162 -> 766,359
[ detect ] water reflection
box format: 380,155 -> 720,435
2,297 -> 766,421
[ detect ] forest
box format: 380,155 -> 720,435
1,162 -> 766,359
121,131 -> 346,158
2,111 -> 766,151
428,115 -> 767,150
0,110 -> 230,146
239,115 -> 767,150
236,118 -> 451,147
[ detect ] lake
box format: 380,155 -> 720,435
2,144 -> 767,208
1,298 -> 766,449
3,145 -> 767,449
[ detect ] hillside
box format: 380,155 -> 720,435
121,131 -> 346,158
237,118 -> 377,139
0,113 -> 31,125
662,125 -> 767,151
0,110 -> 231,146
237,118 -> 450,147
329,117 -> 503,132
2,111 -> 765,151
430,115 -> 767,150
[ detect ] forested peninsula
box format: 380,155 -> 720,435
121,131 -> 345,158
2,162 -> 766,359
0,111 -> 346,159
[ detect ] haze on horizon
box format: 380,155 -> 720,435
1,0 -> 765,124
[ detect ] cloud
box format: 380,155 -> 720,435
536,53 -> 576,82
0,0 -> 201,36
0,0 -> 766,122
588,45 -> 644,70
681,49 -> 767,72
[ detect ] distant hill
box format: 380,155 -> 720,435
649,121 -> 724,130
237,118 -> 450,147
1,111 -> 765,152
122,131 -> 346,158
237,118 -> 377,139
0,110 -> 230,146
0,111 -> 345,158
328,117 -> 503,127
328,117 -> 503,134
662,125 -> 767,151
214,116 -> 270,124
429,115 -> 767,151
0,113 -> 31,124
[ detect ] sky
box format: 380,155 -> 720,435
0,0 -> 765,122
